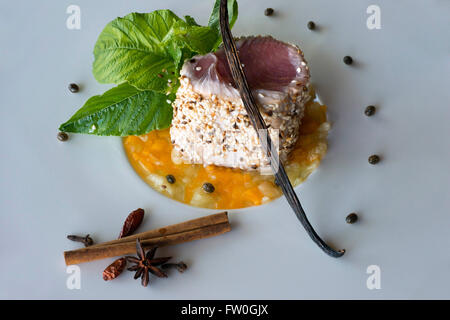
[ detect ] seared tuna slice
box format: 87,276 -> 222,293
170,36 -> 311,171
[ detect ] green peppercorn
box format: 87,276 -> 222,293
365,105 -> 376,116
368,154 -> 380,165
346,213 -> 358,224
68,83 -> 79,93
202,182 -> 215,193
57,132 -> 69,142
343,56 -> 353,65
307,21 -> 316,30
166,174 -> 176,184
264,8 -> 274,16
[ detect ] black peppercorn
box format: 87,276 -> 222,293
307,21 -> 316,30
343,56 -> 353,65
202,182 -> 215,193
365,105 -> 376,116
346,213 -> 358,224
68,83 -> 79,93
368,154 -> 380,165
166,174 -> 176,184
57,132 -> 69,142
264,8 -> 274,16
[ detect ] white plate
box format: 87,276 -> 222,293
1,0 -> 449,299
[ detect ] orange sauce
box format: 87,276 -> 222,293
123,99 -> 329,209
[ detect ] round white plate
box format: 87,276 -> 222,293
1,0 -> 449,299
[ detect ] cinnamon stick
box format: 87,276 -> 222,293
90,211 -> 229,248
64,212 -> 230,265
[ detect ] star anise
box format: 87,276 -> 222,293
125,238 -> 171,287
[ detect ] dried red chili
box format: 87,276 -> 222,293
119,208 -> 145,238
103,257 -> 127,281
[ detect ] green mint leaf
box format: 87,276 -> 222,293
59,83 -> 174,136
93,11 -> 182,92
184,15 -> 200,26
208,0 -> 238,48
171,20 -> 218,55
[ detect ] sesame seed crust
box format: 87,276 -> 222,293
170,76 -> 311,171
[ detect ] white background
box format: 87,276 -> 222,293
1,0 -> 449,299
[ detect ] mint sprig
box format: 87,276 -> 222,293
60,0 -> 238,137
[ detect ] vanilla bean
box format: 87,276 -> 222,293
218,0 -> 344,258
